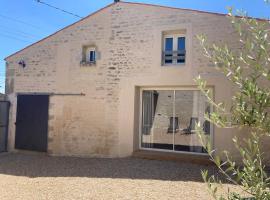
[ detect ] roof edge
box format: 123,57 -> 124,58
121,1 -> 269,21
5,1 -> 268,60
5,2 -> 116,60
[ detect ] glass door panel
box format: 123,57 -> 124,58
141,90 -> 174,150
174,90 -> 209,153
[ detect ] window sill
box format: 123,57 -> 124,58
162,63 -> 186,67
80,61 -> 96,67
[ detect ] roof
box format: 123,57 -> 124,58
4,1 -> 268,60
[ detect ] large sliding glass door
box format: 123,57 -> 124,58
140,89 -> 212,154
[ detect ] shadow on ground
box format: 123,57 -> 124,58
0,152 -> 219,181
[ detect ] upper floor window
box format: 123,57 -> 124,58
163,34 -> 186,65
86,47 -> 96,64
81,45 -> 97,66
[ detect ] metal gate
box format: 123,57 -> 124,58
0,101 -> 10,152
15,95 -> 49,152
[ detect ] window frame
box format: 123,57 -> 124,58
81,45 -> 97,66
138,87 -> 214,156
86,47 -> 96,64
162,34 -> 186,66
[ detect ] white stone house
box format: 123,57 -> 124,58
4,1 -> 270,161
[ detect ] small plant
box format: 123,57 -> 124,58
195,4 -> 270,200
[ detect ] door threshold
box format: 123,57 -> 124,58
13,149 -> 47,156
133,150 -> 213,165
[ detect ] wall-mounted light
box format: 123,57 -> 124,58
18,60 -> 26,68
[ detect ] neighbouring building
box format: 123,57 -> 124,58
4,1 -> 270,162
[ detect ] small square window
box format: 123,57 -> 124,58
162,33 -> 186,65
81,45 -> 97,66
86,47 -> 96,64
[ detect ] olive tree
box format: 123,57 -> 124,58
195,3 -> 270,200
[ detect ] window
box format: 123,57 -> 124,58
177,37 -> 185,63
163,34 -> 186,65
81,45 -> 97,66
164,38 -> 173,64
86,47 -> 96,64
141,89 -> 212,154
89,50 -> 96,63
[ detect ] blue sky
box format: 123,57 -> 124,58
0,0 -> 269,93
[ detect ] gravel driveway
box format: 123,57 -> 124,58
0,152 -> 235,200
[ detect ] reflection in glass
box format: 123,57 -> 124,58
174,91 -> 210,153
177,37 -> 185,63
141,90 -> 211,153
141,90 -> 174,150
164,38 -> 173,64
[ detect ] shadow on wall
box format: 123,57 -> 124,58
0,152 -> 219,182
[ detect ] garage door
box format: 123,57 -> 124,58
15,95 -> 49,152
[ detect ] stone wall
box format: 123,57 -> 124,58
6,2 -> 268,160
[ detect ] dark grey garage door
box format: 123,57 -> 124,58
15,95 -> 49,152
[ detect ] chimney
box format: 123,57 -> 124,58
114,0 -> 120,2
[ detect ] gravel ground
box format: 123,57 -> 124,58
0,152 -> 237,200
